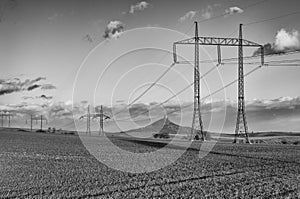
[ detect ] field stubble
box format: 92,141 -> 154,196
0,129 -> 299,198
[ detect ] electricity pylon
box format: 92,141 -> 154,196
233,24 -> 250,143
1,112 -> 4,127
86,105 -> 91,135
173,22 -> 264,143
92,105 -> 110,136
79,105 -> 92,135
25,115 -> 34,131
191,21 -> 204,141
80,105 -> 110,136
39,115 -> 47,131
30,115 -> 47,131
1,112 -> 13,128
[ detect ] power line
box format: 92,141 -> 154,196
107,1 -> 268,121
265,64 -> 300,67
220,58 -> 300,66
126,22 -> 195,95
114,0 -> 265,116
111,64 -> 219,123
112,62 -> 176,117
177,49 -> 300,65
165,65 -> 262,116
196,0 -> 270,24
245,11 -> 300,26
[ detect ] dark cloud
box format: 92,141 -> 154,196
103,21 -> 124,39
27,84 -> 40,91
39,95 -> 53,100
0,76 -> 45,95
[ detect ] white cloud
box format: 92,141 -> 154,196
103,21 -> 124,39
47,13 -> 59,21
179,11 -> 197,22
225,6 -> 244,15
40,84 -> 56,90
253,29 -> 300,55
201,5 -> 213,20
274,29 -> 300,51
129,1 -> 150,14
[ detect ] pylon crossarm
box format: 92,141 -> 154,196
174,37 -> 261,47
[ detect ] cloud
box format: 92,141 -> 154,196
253,29 -> 300,56
103,21 -> 124,39
39,95 -> 53,100
274,29 -> 300,51
0,102 -> 48,116
0,77 -> 45,95
27,84 -> 40,91
129,103 -> 149,118
22,95 -> 53,100
116,100 -> 125,103
2,97 -> 300,132
83,34 -> 93,43
0,0 -> 18,22
179,11 -> 197,22
129,1 -> 150,14
201,5 -> 213,20
80,100 -> 88,104
40,84 -> 56,90
22,96 -> 34,100
47,13 -> 59,21
225,6 -> 243,15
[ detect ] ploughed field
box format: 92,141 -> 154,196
0,129 -> 300,198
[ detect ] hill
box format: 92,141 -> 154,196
125,117 -> 208,139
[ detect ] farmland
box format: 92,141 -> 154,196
0,128 -> 300,198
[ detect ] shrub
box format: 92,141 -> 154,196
293,141 -> 299,145
281,139 -> 287,144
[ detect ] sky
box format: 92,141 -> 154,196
0,0 -> 300,133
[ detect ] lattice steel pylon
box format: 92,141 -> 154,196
191,21 -> 205,141
233,24 -> 250,144
99,105 -> 104,135
86,105 -> 91,135
95,105 -> 111,136
173,22 -> 264,143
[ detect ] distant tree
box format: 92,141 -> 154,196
281,139 -> 287,144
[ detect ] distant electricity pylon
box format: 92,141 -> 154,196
92,105 -> 110,135
80,105 -> 110,135
26,114 -> 47,131
173,22 -> 264,143
1,111 -> 13,128
86,105 -> 91,135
